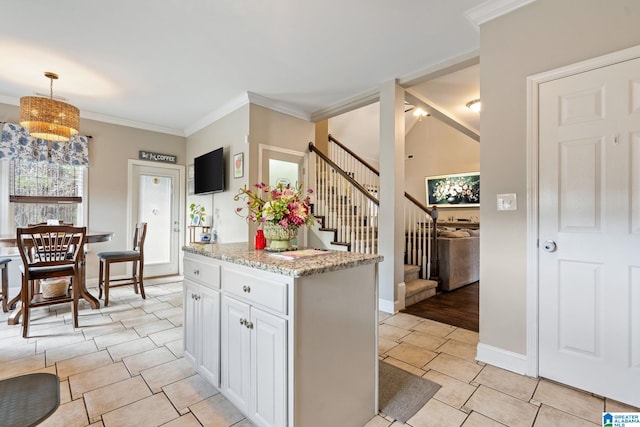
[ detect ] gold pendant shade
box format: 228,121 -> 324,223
19,72 -> 80,142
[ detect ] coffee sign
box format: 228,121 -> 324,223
139,150 -> 177,164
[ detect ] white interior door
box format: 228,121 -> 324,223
130,161 -> 183,277
538,56 -> 640,407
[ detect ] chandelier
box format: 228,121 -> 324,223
20,72 -> 79,142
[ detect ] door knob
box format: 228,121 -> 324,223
542,240 -> 557,252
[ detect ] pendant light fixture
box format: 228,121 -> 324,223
20,71 -> 79,142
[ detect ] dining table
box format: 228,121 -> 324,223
0,230 -> 114,325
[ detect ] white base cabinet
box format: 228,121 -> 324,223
183,256 -> 220,387
221,295 -> 286,427
183,248 -> 379,427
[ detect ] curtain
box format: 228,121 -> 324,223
0,122 -> 89,166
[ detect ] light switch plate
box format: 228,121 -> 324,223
497,193 -> 517,211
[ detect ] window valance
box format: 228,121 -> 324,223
0,122 -> 89,166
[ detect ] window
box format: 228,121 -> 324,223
0,160 -> 86,233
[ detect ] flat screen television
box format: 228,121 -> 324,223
194,147 -> 224,194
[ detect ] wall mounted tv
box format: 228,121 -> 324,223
194,147 -> 225,194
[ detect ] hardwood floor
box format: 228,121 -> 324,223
401,281 -> 479,332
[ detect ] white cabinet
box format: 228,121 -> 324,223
221,279 -> 287,427
183,254 -> 221,387
183,247 -> 379,427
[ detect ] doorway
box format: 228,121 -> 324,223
258,145 -> 308,247
530,47 -> 640,407
129,160 -> 184,278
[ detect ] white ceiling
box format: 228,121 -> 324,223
0,1 -> 515,137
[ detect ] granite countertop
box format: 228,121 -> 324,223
183,243 -> 383,278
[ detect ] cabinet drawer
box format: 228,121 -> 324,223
223,268 -> 287,315
184,257 -> 220,289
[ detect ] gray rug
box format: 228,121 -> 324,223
379,360 -> 441,423
0,373 -> 60,427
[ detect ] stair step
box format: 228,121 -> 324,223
405,279 -> 438,306
404,264 -> 420,282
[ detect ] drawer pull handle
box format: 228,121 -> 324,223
240,318 -> 246,325
193,269 -> 199,276
242,285 -> 251,293
246,321 -> 254,329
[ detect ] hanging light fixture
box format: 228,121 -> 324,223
20,71 -> 79,142
466,98 -> 481,112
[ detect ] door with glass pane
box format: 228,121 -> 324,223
130,162 -> 183,277
259,145 -> 306,247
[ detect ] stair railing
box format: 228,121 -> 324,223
314,136 -> 439,279
405,193 -> 438,280
309,142 -> 379,253
328,134 -> 380,198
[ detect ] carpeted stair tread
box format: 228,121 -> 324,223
405,279 -> 437,297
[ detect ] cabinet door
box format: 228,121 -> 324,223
221,295 -> 251,413
199,286 -> 220,387
250,308 -> 287,427
183,280 -> 200,367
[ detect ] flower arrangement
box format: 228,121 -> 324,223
234,182 -> 317,229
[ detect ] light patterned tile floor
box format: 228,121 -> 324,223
0,279 -> 637,426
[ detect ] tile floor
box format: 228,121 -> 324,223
0,279 -> 637,426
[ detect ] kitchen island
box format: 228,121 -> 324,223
182,243 -> 383,427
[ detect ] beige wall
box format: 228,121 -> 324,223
184,103 -> 314,245
480,0 -> 640,355
1,102 -> 186,279
185,105 -> 250,244
405,116 -> 480,221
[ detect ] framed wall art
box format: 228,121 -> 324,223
233,152 -> 244,179
425,172 -> 480,207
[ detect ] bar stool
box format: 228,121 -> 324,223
97,222 -> 147,306
0,258 -> 10,313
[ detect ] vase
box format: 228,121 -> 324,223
262,222 -> 298,251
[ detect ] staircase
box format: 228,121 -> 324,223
308,135 -> 440,307
404,265 -> 437,306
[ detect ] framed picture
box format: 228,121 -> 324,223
191,214 -> 201,226
425,172 -> 480,207
233,152 -> 244,178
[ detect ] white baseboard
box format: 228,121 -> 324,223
379,298 -> 395,314
476,343 -> 528,375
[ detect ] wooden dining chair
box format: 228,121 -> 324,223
97,222 -> 147,306
0,258 -> 10,313
16,225 -> 87,338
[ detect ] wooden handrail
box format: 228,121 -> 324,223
327,136 -> 437,217
308,142 -> 379,206
328,134 -> 380,176
404,192 -> 438,220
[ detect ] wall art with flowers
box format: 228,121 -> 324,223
425,172 -> 480,207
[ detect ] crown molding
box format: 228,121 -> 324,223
0,94 -> 18,106
184,93 -> 250,137
247,92 -> 311,122
310,88 -> 380,122
0,94 -> 186,137
465,0 -> 536,28
81,110 -> 185,137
